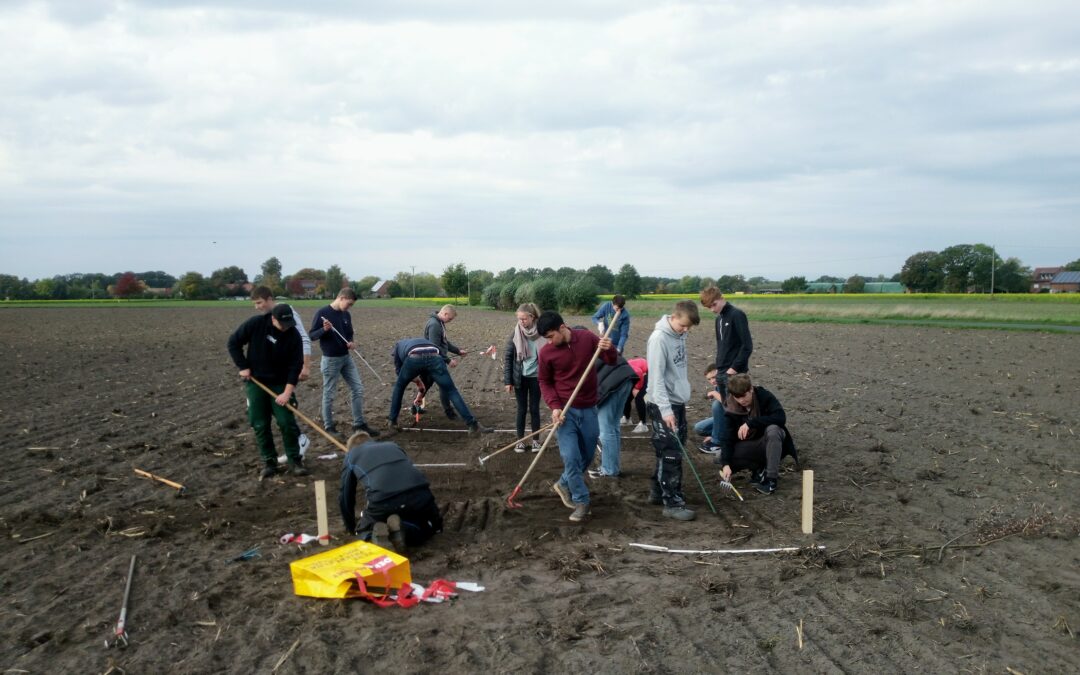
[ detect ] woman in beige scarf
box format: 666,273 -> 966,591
503,303 -> 547,452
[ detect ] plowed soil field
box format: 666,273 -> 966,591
2,305 -> 1078,673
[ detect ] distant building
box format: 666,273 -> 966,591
1048,271 -> 1080,293
1031,267 -> 1063,293
371,280 -> 393,298
863,282 -> 905,294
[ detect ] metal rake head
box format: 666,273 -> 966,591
718,480 -> 744,501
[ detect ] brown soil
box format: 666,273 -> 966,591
1,306 -> 1078,673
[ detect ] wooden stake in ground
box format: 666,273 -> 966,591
314,480 -> 329,546
802,470 -> 814,534
133,468 -> 186,495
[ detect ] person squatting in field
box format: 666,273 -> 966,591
227,303 -> 309,479
386,337 -> 493,435
715,373 -> 799,495
309,287 -> 379,438
537,310 -> 618,523
503,302 -> 547,453
646,300 -> 701,521
339,431 -> 443,553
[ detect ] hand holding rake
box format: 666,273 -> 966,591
327,323 -> 385,385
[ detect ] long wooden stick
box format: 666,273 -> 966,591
133,468 -> 186,494
507,310 -> 621,507
801,470 -> 814,534
478,424 -> 555,465
249,377 -> 348,453
314,480 -> 329,546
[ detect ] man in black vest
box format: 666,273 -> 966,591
338,432 -> 443,552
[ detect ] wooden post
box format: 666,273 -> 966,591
314,480 -> 329,546
801,470 -> 814,534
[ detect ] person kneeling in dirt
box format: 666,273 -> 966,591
339,431 -> 443,553
716,373 -> 798,495
227,303 -> 309,479
386,337 -> 493,435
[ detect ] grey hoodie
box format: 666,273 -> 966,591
646,315 -> 691,418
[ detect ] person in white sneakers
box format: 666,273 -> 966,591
625,357 -> 649,433
503,303 -> 547,453
251,285 -> 312,456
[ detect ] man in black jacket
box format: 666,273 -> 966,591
698,286 -> 753,454
590,355 -> 639,478
716,373 -> 798,495
227,303 -> 309,479
339,432 -> 443,552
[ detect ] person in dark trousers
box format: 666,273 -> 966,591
537,311 -> 618,523
646,300 -> 701,521
503,303 -> 547,453
227,303 -> 309,478
386,338 -> 492,435
592,294 -> 631,354
698,286 -> 753,453
625,357 -> 649,433
309,287 -> 379,438
590,354 -> 639,478
339,432 -> 443,552
424,304 -> 468,420
716,373 -> 799,495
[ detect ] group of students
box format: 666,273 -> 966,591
227,284 -> 798,549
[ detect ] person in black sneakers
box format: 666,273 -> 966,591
716,373 -> 798,495
692,363 -> 726,454
424,304 -> 468,421
227,303 -> 309,478
339,432 -> 443,552
699,286 -> 753,467
386,338 -> 493,435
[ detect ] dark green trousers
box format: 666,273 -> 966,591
246,381 -> 301,464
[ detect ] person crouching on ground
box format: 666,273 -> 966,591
716,373 -> 799,495
646,300 -> 700,521
339,431 -> 443,553
227,303 -> 309,479
537,311 -> 618,523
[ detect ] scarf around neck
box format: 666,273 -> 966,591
513,323 -> 545,362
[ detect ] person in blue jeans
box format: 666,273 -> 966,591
590,355 -> 638,478
592,295 -> 631,354
692,363 -> 727,453
309,288 -> 379,437
537,311 -> 618,523
385,338 -> 492,435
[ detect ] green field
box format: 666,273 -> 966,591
4,293 -> 1079,330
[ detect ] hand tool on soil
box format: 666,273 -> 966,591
227,546 -> 262,563
106,554 -> 136,649
478,424 -> 555,465
327,324 -> 386,385
672,435 -> 718,515
459,344 -> 497,360
133,468 -> 186,496
249,377 -> 348,453
718,479 -> 744,501
506,309 -> 621,508
630,542 -> 826,555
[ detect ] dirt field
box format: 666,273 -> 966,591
2,305 -> 1078,674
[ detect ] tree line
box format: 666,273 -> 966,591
4,246 -> 1076,302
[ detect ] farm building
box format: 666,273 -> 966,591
371,280 -> 394,298
1031,267 -> 1063,293
1048,270 -> 1080,293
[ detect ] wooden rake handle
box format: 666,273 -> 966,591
506,309 -> 622,506
248,377 -> 348,453
134,468 -> 186,493
479,424 -> 555,465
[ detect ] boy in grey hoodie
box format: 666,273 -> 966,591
646,300 -> 701,521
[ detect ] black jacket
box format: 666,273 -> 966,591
719,386 -> 798,467
339,441 -> 431,534
596,355 -> 639,406
227,314 -> 303,386
424,313 -> 460,363
714,303 -> 753,373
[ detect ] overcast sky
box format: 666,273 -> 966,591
1,0 -> 1078,282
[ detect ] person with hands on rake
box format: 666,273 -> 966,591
537,311 -> 618,523
715,373 -> 799,495
503,302 -> 547,454
309,287 -> 380,439
227,303 -> 309,479
645,300 -> 701,521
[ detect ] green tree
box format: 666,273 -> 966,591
899,251 -> 944,292
813,275 -> 844,284
136,271 -> 177,288
209,266 -> 248,295
968,244 -> 999,293
353,275 -> 380,298
715,274 -> 749,294
556,276 -> 599,313
1064,258 -> 1080,272
677,275 -> 703,294
937,244 -> 981,292
441,263 -> 469,299
781,276 -> 808,293
843,275 -> 866,293
324,265 -> 346,296
613,264 -> 642,299
585,265 -> 614,292
176,272 -> 214,299
256,257 -> 283,294
993,258 -> 1032,293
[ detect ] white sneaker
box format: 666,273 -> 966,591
298,433 -> 310,457
514,441 -> 526,453
632,422 -> 648,433
531,440 -> 542,452
621,416 -> 632,425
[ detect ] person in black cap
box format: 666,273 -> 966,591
227,302 -> 309,478
339,431 -> 443,552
